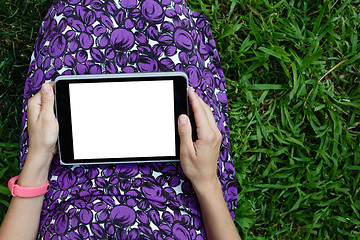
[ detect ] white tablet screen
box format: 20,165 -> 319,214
69,80 -> 176,160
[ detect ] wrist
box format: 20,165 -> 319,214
192,177 -> 222,197
18,165 -> 50,187
27,146 -> 55,161
18,151 -> 52,187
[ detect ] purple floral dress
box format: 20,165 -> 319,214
20,0 -> 237,239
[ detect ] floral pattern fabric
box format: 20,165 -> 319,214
19,0 -> 237,239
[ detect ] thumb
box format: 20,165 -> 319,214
40,82 -> 55,114
178,114 -> 195,158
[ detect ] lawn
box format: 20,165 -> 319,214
1,0 -> 360,239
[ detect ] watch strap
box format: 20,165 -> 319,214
8,175 -> 50,198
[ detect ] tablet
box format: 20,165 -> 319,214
54,72 -> 189,165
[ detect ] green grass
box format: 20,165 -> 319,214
1,0 -> 360,239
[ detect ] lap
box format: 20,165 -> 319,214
20,0 -> 236,238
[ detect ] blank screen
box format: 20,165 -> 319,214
69,80 -> 176,160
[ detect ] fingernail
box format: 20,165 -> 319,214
42,83 -> 51,93
179,115 -> 188,125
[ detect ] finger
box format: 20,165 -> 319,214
27,92 -> 42,122
39,83 -> 55,115
189,87 -> 222,141
178,114 -> 196,159
198,97 -> 223,142
196,94 -> 219,132
188,87 -> 212,137
47,80 -> 55,91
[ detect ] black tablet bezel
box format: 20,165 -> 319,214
55,72 -> 189,165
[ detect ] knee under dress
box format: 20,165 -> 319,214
19,0 -> 237,239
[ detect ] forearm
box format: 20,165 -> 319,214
194,178 -> 241,240
0,194 -> 45,239
0,152 -> 51,240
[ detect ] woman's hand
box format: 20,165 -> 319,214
177,87 -> 222,192
0,82 -> 60,240
177,87 -> 241,240
19,82 -> 59,187
27,82 -> 59,162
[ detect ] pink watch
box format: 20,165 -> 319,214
8,175 -> 50,198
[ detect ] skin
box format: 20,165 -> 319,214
178,87 -> 241,240
0,82 -> 58,240
0,83 -> 240,240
